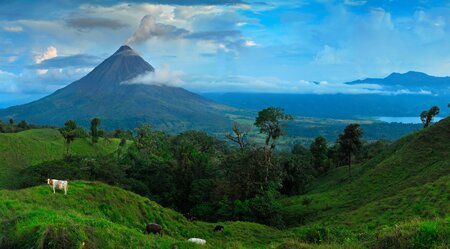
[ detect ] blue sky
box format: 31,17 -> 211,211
0,0 -> 449,107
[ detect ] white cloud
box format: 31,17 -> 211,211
33,46 -> 58,75
0,67 -> 92,95
122,65 -> 183,87
314,45 -> 344,65
178,74 -> 434,95
34,46 -> 58,64
344,0 -> 367,6
244,40 -> 257,47
0,70 -> 15,77
3,26 -> 23,32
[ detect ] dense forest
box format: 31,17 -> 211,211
17,107 -> 395,227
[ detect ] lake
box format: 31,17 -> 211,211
376,116 -> 445,124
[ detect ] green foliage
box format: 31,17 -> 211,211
372,219 -> 449,249
0,181 -> 291,248
421,106 -> 440,128
58,120 -> 79,155
336,123 -> 363,177
254,107 -> 293,149
0,118 -> 50,133
90,117 -> 101,143
278,152 -> 314,195
0,128 -> 122,189
310,136 -> 329,176
280,117 -> 450,232
1,115 -> 449,248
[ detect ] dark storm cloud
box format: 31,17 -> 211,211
66,17 -> 127,31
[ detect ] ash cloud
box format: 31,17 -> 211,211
125,15 -> 189,45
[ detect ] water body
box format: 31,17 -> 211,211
377,116 -> 444,124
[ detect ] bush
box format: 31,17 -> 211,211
372,219 -> 449,249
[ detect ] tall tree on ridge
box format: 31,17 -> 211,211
421,106 -> 440,128
59,120 -> 78,155
337,124 -> 363,178
90,117 -> 101,143
255,107 -> 293,184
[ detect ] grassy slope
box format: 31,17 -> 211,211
0,129 -> 120,189
280,117 -> 450,231
0,181 -> 294,249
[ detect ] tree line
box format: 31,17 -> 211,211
16,105 -> 447,227
0,118 -> 53,133
21,107 -> 380,227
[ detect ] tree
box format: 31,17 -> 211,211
8,118 -> 14,133
337,124 -> 363,178
254,107 -> 292,185
420,106 -> 440,128
420,111 -> 428,127
17,120 -> 29,130
291,143 -> 310,156
59,120 -> 78,155
279,152 -> 314,195
254,107 -> 293,150
225,122 -> 249,150
310,136 -> 329,175
0,120 -> 5,133
90,117 -> 101,143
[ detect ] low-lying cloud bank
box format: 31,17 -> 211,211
121,69 -> 433,95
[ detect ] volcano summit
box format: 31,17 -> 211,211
0,46 -> 232,132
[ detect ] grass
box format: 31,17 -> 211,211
0,118 -> 449,248
0,129 -> 121,189
280,117 -> 450,231
0,181 -> 293,249
4,181 -> 444,248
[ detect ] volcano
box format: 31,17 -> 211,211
0,45 -> 232,132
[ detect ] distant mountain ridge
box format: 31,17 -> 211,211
205,71 -> 450,119
347,71 -> 450,94
0,45 -> 232,131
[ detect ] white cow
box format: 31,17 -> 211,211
187,238 -> 206,245
47,179 -> 68,195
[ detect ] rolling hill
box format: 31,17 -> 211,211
0,118 -> 449,248
0,46 -> 232,132
280,117 -> 450,230
0,181 -> 293,249
0,129 -> 121,189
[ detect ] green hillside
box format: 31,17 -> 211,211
280,117 -> 450,230
0,119 -> 449,248
0,181 -> 294,248
0,129 -> 120,189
